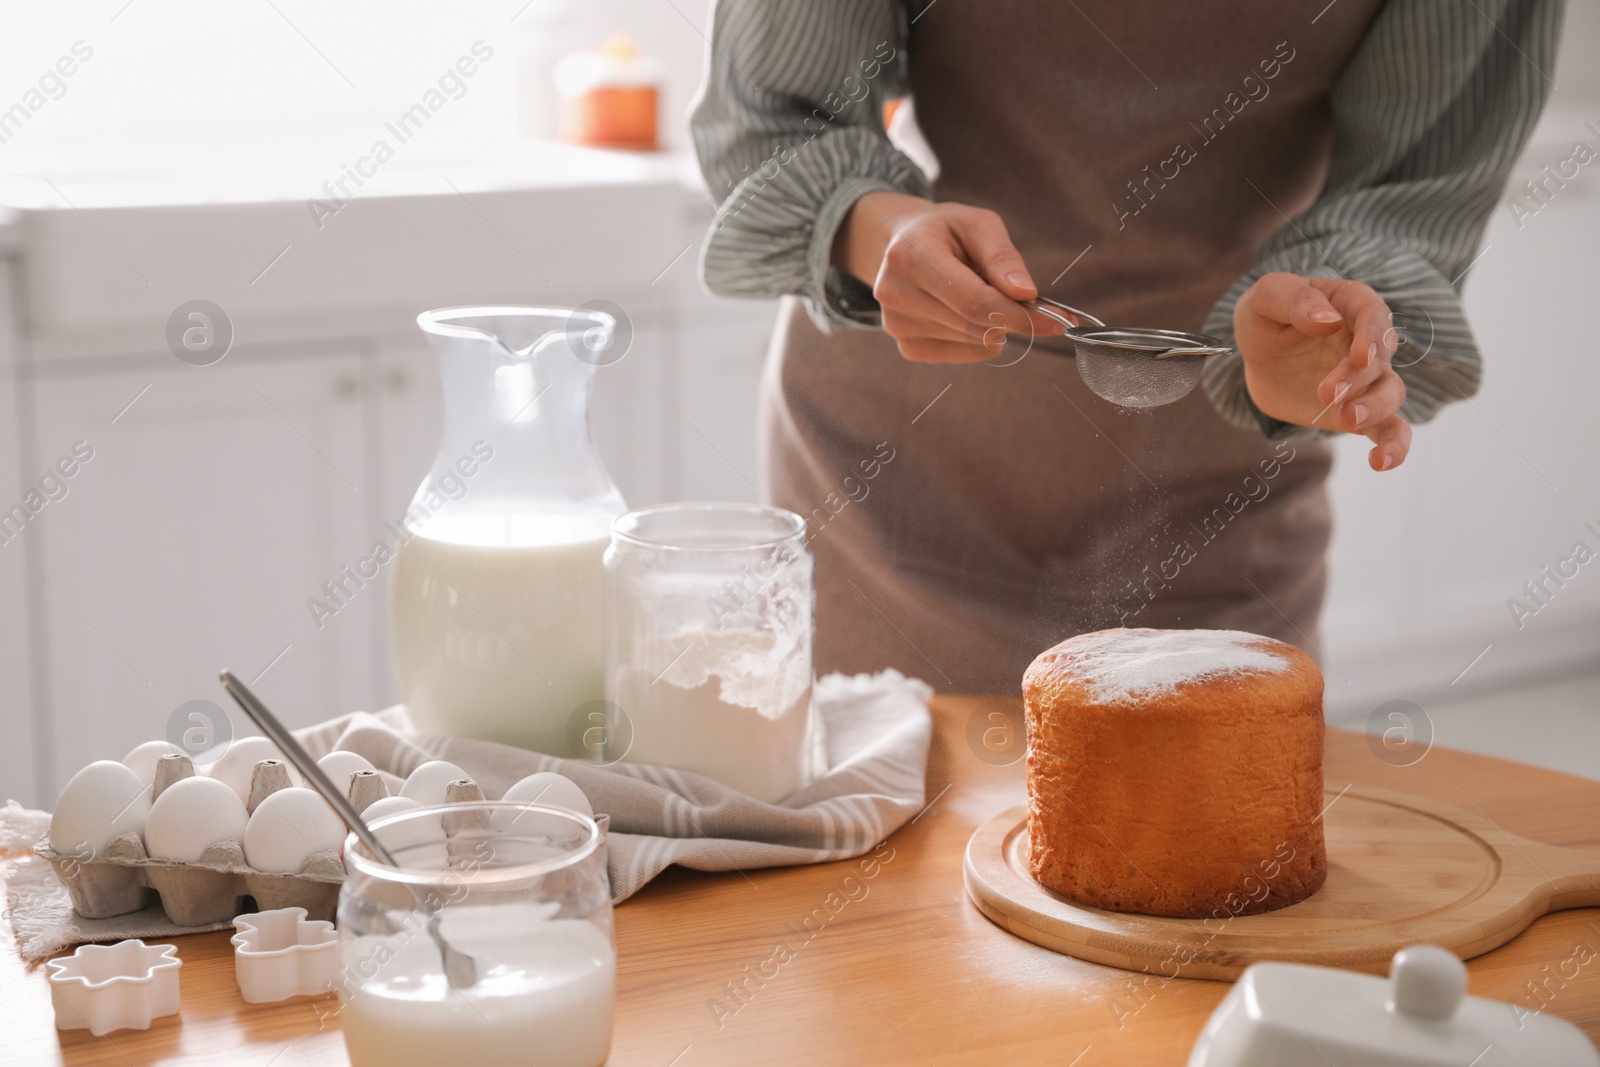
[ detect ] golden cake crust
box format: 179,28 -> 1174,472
1024,627 -> 1326,918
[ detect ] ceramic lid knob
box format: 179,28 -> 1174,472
1389,945 -> 1467,1020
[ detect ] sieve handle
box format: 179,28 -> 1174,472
1027,297 -> 1106,331
1155,343 -> 1235,359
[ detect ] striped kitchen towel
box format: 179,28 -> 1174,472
295,670 -> 933,902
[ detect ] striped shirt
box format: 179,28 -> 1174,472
690,0 -> 1563,433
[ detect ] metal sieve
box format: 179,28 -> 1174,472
1027,297 -> 1233,409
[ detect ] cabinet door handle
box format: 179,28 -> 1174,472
387,368 -> 408,392
336,375 -> 359,399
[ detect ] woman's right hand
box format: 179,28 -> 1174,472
831,191 -> 1065,362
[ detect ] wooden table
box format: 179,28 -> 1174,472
6,696 -> 1599,1065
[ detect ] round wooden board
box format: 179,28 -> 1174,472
964,786 -> 1600,980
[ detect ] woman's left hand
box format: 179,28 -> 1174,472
1234,272 -> 1411,471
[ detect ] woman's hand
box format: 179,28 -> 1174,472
832,191 -> 1066,363
1234,273 -> 1411,471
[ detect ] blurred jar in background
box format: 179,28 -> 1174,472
554,36 -> 661,151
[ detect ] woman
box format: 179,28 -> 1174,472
690,0 -> 1560,693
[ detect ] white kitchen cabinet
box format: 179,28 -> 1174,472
30,349 -> 374,794
1321,99 -> 1600,718
589,310 -> 678,507
671,298 -> 781,504
0,255 -> 40,808
0,371 -> 34,806
364,337 -> 441,708
373,339 -> 445,525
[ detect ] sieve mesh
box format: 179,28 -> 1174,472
1024,301 -> 1228,409
1075,348 -> 1207,408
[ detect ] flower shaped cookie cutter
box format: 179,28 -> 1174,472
46,939 -> 182,1035
231,906 -> 337,1003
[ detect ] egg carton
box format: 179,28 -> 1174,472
34,756 -> 398,928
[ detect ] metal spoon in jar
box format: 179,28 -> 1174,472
217,670 -> 479,989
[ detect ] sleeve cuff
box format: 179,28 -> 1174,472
700,127 -> 931,330
804,176 -> 905,330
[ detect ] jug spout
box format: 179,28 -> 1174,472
408,306 -> 626,545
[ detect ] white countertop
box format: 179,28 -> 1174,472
1,139 -> 716,353
0,139 -> 706,213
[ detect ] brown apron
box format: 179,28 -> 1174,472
762,0 -> 1384,694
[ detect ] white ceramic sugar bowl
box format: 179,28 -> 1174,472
1188,945 -> 1599,1067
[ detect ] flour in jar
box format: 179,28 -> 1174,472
613,626 -> 813,804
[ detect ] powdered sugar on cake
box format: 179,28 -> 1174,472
1060,628 -> 1288,703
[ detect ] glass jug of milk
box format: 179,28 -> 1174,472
390,306 -> 625,754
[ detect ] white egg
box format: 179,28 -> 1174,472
398,759 -> 471,805
50,761 -> 150,858
361,795 -> 423,824
145,776 -> 249,863
500,772 -> 593,818
359,795 -> 447,870
244,787 -> 347,874
120,741 -> 183,789
317,751 -> 377,796
207,737 -> 300,803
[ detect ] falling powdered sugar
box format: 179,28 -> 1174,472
1058,628 -> 1289,704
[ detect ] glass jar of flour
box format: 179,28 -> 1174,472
602,503 -> 816,804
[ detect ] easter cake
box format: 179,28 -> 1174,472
1022,627 -> 1326,918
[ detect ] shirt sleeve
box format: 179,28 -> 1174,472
1200,0 -> 1565,437
690,0 -> 932,330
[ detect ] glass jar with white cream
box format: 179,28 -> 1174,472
338,803 -> 614,1067
603,503 -> 816,804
